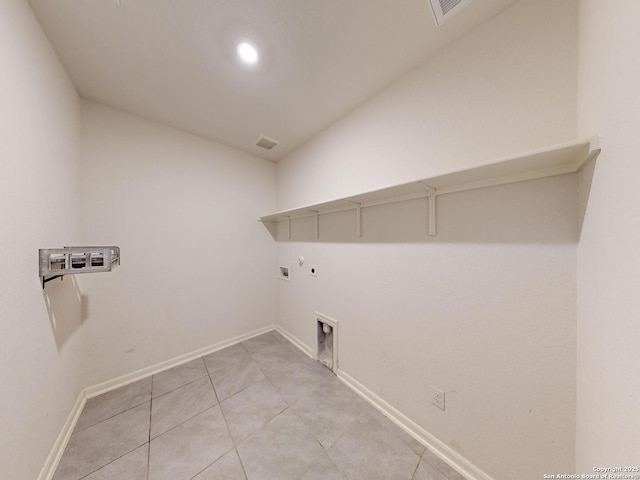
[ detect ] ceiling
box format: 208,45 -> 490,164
28,0 -> 518,161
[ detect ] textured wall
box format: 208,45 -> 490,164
78,101 -> 277,386
274,1 -> 579,478
277,0 -> 577,211
0,1 -> 83,478
576,0 -> 640,470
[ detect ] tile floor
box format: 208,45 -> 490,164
53,331 -> 466,480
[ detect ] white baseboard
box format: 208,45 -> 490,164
336,369 -> 494,480
276,325 -> 495,480
85,324 -> 277,399
39,324 -> 278,480
37,392 -> 86,480
41,323 -> 493,480
274,324 -> 314,358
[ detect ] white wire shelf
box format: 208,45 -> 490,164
260,136 -> 601,237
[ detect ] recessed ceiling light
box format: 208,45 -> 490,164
237,42 -> 259,64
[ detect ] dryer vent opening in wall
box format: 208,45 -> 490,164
428,0 -> 472,26
316,312 -> 338,372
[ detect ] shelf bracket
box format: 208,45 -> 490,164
41,274 -> 64,289
345,201 -> 362,237
287,217 -> 292,240
312,211 -> 319,239
428,194 -> 437,235
420,183 -> 438,236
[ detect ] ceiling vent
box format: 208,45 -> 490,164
255,135 -> 280,151
428,0 -> 472,26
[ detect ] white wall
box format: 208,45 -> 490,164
275,1 -> 579,479
0,1 -> 84,478
277,0 -> 577,211
0,9 -> 277,476
79,101 -> 277,385
14,0 -> 637,477
576,0 -> 640,470
277,178 -> 578,480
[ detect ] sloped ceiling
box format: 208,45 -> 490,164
28,0 -> 518,160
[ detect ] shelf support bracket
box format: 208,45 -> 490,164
345,201 -> 362,237
428,194 -> 437,235
287,217 -> 291,240
420,183 -> 438,236
312,211 -> 319,239
41,274 -> 64,289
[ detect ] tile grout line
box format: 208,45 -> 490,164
59,399 -> 153,480
234,446 -> 250,480
51,331 -> 277,480
149,403 -> 221,443
204,353 -> 251,480
231,403 -> 293,452
247,334 -> 351,479
295,413 -> 350,480
73,393 -> 151,434
72,442 -> 149,480
147,375 -> 153,480
152,372 -> 209,399
186,445 -> 238,480
147,358 -> 218,441
69,331 -> 432,480
217,335 -> 310,474
152,355 -> 233,479
409,453 -> 422,480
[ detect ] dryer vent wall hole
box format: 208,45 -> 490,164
316,313 -> 337,372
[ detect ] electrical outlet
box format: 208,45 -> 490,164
430,385 -> 445,410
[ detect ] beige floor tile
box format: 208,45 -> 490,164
370,409 -> 426,457
266,360 -> 334,405
240,332 -> 287,354
447,469 -> 469,480
151,376 -> 217,439
82,444 -> 148,480
192,448 -> 247,480
291,381 -> 365,448
75,378 -> 151,432
299,454 -> 347,480
328,411 -> 420,480
412,458 -> 448,480
220,378 -> 288,444
152,358 -> 208,397
210,357 -> 266,401
52,331 -> 456,480
54,403 -> 150,480
248,346 -> 303,375
148,406 -> 232,480
420,448 -> 467,479
203,344 -> 251,374
236,409 -> 329,480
